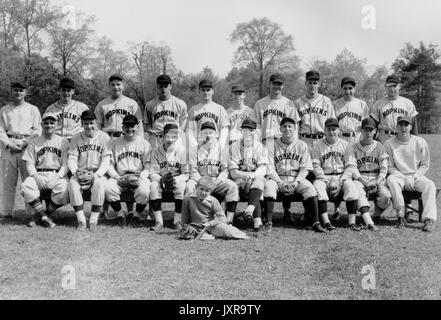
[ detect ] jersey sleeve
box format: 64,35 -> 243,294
228,143 -> 241,170
288,100 -> 301,122
21,138 -> 36,163
31,107 -> 42,136
179,100 -> 188,131
327,99 -> 336,119
408,99 -> 418,118
310,142 -> 322,165
94,102 -> 104,129
370,101 -> 380,122
255,143 -> 269,166
219,106 -> 230,128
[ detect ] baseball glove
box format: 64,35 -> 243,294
179,223 -> 206,240
77,169 -> 95,190
365,184 -> 378,198
117,173 -> 140,190
282,181 -> 297,195
327,177 -> 342,199
161,172 -> 174,192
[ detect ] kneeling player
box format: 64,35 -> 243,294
21,112 -> 69,228
344,118 -> 391,231
229,119 -> 268,231
264,117 -> 326,233
186,121 -> 239,223
149,123 -> 190,231
311,118 -> 360,231
105,115 -> 151,227
181,176 -> 249,240
67,110 -> 111,231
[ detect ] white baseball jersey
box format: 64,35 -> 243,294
144,95 -> 188,135
345,140 -> 388,180
68,131 -> 111,170
45,100 -> 90,139
311,138 -> 348,175
227,105 -> 253,130
252,96 -> 300,141
95,95 -> 143,136
190,141 -> 228,178
334,97 -> 369,134
22,135 -> 69,170
150,142 -> 188,179
186,101 -> 230,137
0,102 -> 42,146
370,96 -> 418,132
295,94 -> 336,135
109,136 -> 151,175
229,139 -> 268,172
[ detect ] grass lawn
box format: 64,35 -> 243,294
1,135 -> 441,300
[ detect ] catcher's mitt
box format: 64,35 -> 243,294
161,172 -> 174,192
117,173 -> 140,190
327,177 -> 342,199
77,169 -> 94,190
179,223 -> 206,240
281,181 -> 297,195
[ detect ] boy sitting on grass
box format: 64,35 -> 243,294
181,176 -> 249,240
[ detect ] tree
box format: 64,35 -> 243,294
0,0 -> 23,50
230,17 -> 297,98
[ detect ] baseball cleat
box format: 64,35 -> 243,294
349,224 -> 362,232
312,222 -> 327,233
41,215 -> 56,229
372,215 -> 382,225
150,222 -> 164,232
396,217 -> 407,228
243,213 -> 254,226
367,224 -> 379,231
330,208 -> 341,222
173,222 -> 182,231
76,222 -> 87,231
89,222 -> 97,232
125,212 -> 134,226
129,215 -> 142,228
27,220 -> 37,228
422,219 -> 435,232
115,216 -> 125,228
324,222 -> 336,231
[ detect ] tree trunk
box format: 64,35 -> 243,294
259,71 -> 264,98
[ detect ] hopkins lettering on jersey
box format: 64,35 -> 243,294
357,155 -> 380,167
78,144 -> 103,153
105,108 -> 132,121
117,151 -> 142,163
154,110 -> 178,122
57,112 -> 81,123
159,161 -> 181,169
239,158 -> 257,167
274,152 -> 303,165
36,146 -> 62,160
382,107 -> 409,118
298,107 -> 329,118
230,113 -> 249,123
263,109 -> 287,119
197,159 -> 221,167
322,151 -> 345,162
194,112 -> 219,123
337,111 -> 362,122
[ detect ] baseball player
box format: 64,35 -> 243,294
186,79 -> 230,149
95,74 -> 144,138
45,77 -> 90,141
21,112 -> 69,228
67,110 -> 111,231
105,115 -> 151,227
149,123 -> 190,231
186,121 -> 239,224
384,115 -> 437,232
264,117 -> 327,233
334,77 -> 370,143
0,81 -> 42,221
370,75 -> 418,143
144,74 -> 188,149
181,176 -> 249,240
229,119 -> 268,231
343,118 -> 392,231
226,85 -> 253,144
311,118 -> 360,231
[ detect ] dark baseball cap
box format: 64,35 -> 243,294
397,115 -> 412,125
164,123 -> 179,133
306,70 -> 320,81
325,118 -> 339,128
157,74 -> 172,85
361,118 -> 376,129
81,109 -> 96,120
11,81 -> 27,89
241,119 -> 257,130
280,117 -> 296,126
269,73 -> 285,84
231,85 -> 245,93
200,122 -> 216,131
199,79 -> 213,88
386,75 -> 400,84
109,74 -> 124,82
60,77 -> 75,89
122,114 -> 139,126
341,77 -> 356,87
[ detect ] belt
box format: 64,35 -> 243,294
109,132 -> 124,137
7,134 -> 30,139
37,169 -> 58,172
300,133 -> 324,139
381,130 -> 397,136
359,170 -> 379,174
325,172 -> 344,176
341,132 -> 357,137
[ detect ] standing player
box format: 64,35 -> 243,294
21,112 -> 69,228
95,74 -> 144,138
264,117 -> 326,233
229,119 -> 268,231
45,77 -> 90,141
226,85 -> 252,144
334,77 -> 370,143
150,123 -> 190,231
144,74 -> 188,149
67,110 -> 111,231
343,118 -> 391,230
105,115 -> 151,227
370,75 -> 418,143
0,81 -> 42,221
311,118 -> 360,231
384,115 -> 437,232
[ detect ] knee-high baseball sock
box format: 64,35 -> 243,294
282,199 -> 291,211
136,203 -> 147,214
109,202 -> 122,214
74,209 -> 86,226
360,206 -> 373,226
29,199 -> 45,218
45,199 -> 62,217
89,205 -> 101,224
304,196 -> 320,224
318,200 -> 330,225
174,199 -> 183,224
346,200 -> 358,225
226,201 -> 237,224
246,189 -> 262,216
253,200 -> 262,218
126,202 -> 134,212
264,199 -> 275,223
153,211 -> 163,225
149,199 -> 161,212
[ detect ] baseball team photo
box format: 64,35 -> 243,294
1,0 -> 441,303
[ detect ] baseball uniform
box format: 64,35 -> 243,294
384,135 -> 436,221
105,135 -> 151,205
186,101 -> 230,141
226,104 -> 253,144
45,100 -> 89,140
144,95 -> 188,148
0,102 -> 42,217
295,94 -> 336,148
95,95 -> 144,138
334,97 -> 369,143
370,96 -> 418,143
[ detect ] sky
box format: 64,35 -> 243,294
51,0 -> 441,77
